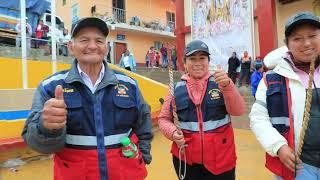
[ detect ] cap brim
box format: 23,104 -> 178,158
185,49 -> 210,56
285,19 -> 320,37
72,17 -> 109,38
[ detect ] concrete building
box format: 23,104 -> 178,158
56,0 -> 176,66
175,0 -> 318,70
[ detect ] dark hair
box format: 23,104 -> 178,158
255,64 -> 263,70
184,54 -> 210,63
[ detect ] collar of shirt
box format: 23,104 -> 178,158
77,63 -> 105,93
284,52 -> 320,88
181,73 -> 211,105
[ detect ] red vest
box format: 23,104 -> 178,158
171,79 -> 236,175
54,134 -> 147,180
264,72 -> 294,180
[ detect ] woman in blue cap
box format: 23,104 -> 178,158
158,40 -> 246,180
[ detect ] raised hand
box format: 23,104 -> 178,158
213,65 -> 231,87
42,85 -> 67,131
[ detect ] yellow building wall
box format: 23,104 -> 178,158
275,0 -> 315,47
57,0 -> 175,32
27,61 -> 52,88
0,58 -> 22,89
0,58 -> 72,89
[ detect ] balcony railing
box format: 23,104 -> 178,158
92,4 -> 175,33
112,7 -> 126,23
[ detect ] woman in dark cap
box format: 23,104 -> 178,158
250,12 -> 320,180
158,40 -> 246,180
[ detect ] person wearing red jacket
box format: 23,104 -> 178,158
158,40 -> 246,180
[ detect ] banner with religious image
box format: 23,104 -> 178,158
192,0 -> 254,71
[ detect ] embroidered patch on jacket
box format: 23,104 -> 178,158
115,84 -> 129,97
63,88 -> 74,93
208,89 -> 221,100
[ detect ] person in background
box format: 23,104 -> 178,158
119,49 -> 137,72
160,43 -> 168,68
147,46 -> 155,68
106,42 -> 111,63
238,51 -> 252,87
251,56 -> 264,72
59,28 -> 71,56
171,45 -> 177,70
227,52 -> 240,84
15,17 -> 32,51
22,17 -> 152,180
35,20 -> 45,48
250,64 -> 263,98
145,51 -> 150,68
155,51 -> 160,67
158,40 -> 246,180
250,12 -> 320,180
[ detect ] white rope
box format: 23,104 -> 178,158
178,144 -> 187,180
167,45 -> 187,180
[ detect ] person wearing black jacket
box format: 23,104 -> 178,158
228,52 -> 240,84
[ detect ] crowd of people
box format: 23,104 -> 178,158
15,18 -> 71,57
21,11 -> 320,180
145,44 -> 177,69
227,50 -> 265,97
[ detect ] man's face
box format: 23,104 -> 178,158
185,51 -> 209,79
68,27 -> 107,65
287,24 -> 320,64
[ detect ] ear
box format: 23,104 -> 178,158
67,40 -> 74,56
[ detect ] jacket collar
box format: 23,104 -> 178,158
65,60 -> 118,89
273,53 -> 320,82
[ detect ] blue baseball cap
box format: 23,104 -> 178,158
285,12 -> 320,37
185,40 -> 210,56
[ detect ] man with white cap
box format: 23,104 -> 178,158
22,17 -> 153,180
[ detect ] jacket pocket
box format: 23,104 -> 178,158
64,95 -> 83,131
206,96 -> 227,120
175,99 -> 190,122
204,125 -> 236,173
53,154 -> 86,180
118,153 -> 147,180
112,96 -> 138,129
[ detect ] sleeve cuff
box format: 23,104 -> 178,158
271,142 -> 288,157
38,118 -> 64,138
219,79 -> 235,91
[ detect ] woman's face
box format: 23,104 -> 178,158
287,24 -> 320,64
185,51 -> 209,79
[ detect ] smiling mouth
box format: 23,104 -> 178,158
302,49 -> 314,53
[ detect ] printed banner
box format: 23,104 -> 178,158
192,0 -> 254,71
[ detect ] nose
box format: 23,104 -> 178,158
87,40 -> 98,50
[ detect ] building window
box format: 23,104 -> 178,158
62,0 -> 66,6
71,3 -> 79,25
166,11 -> 175,32
154,41 -> 161,51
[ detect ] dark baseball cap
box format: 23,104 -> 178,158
71,17 -> 109,38
285,12 -> 320,37
185,40 -> 210,56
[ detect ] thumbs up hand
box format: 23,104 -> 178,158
213,65 -> 231,88
42,85 -> 67,131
